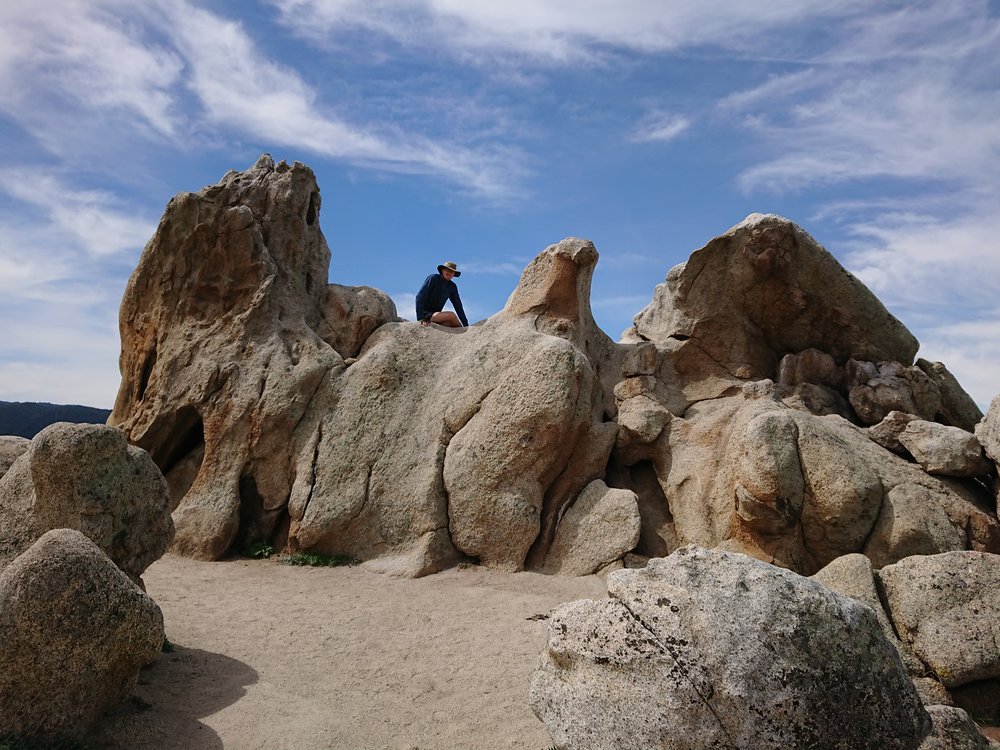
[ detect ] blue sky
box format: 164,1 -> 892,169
1,0 -> 999,409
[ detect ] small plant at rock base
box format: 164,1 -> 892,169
281,551 -> 359,567
250,542 -> 274,559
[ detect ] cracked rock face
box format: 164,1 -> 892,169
530,546 -> 931,750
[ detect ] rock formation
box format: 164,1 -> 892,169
0,422 -> 174,580
0,434 -> 28,477
108,159 -> 997,583
529,546 -> 931,749
812,550 -> 1000,746
0,529 -> 164,741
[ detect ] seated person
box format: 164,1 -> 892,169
415,261 -> 468,327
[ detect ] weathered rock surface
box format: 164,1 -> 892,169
919,706 -> 996,750
0,435 -> 29,477
541,480 -> 640,575
0,422 -> 173,579
109,155 -> 348,560
879,552 -> 1000,688
976,396 -> 1000,465
0,529 -> 164,741
530,546 -> 930,750
624,214 -> 918,382
110,157 -> 621,574
109,160 -> 997,586
291,238 -> 617,575
316,282 -> 400,359
870,410 -> 920,454
657,385 -> 996,574
811,553 -> 925,674
899,421 -> 993,477
848,360 -> 943,426
917,359 -> 984,432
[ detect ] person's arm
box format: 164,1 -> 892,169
415,274 -> 435,321
450,284 -> 469,327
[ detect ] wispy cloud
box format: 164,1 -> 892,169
267,0 -> 874,61
461,259 -> 530,275
0,169 -> 155,258
631,112 -> 691,143
0,0 -> 527,199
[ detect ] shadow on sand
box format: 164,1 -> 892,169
86,644 -> 258,750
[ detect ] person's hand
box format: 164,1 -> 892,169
419,319 -> 430,326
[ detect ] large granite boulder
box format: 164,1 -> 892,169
879,552 -> 1000,689
109,161 -> 995,583
623,214 -> 918,384
976,396 -> 1000,465
0,422 -> 173,579
541,480 -> 641,575
109,155 -> 353,560
530,546 -> 930,750
0,529 -> 164,741
898,421 -> 993,477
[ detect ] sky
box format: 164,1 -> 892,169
1,0 -> 998,410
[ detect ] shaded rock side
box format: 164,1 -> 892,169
0,422 -> 173,579
0,435 -> 29,478
530,545 -> 930,750
0,529 -> 164,741
919,705 -> 996,750
976,395 -> 1000,465
624,214 -> 918,383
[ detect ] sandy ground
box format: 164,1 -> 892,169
86,554 -> 607,750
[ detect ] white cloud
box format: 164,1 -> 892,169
460,260 -> 529,275
0,0 -> 183,142
0,169 -> 155,258
391,292 -> 416,321
267,0 -> 874,62
915,321 -> 1000,411
844,208 -> 1000,315
631,112 -> 691,143
0,0 -> 526,198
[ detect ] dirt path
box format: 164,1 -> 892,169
86,554 -> 607,750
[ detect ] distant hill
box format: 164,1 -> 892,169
0,401 -> 112,439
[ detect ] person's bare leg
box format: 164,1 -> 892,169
429,311 -> 461,327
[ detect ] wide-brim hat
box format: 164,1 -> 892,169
438,261 -> 461,277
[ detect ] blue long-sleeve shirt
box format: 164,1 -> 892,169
415,273 -> 468,326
